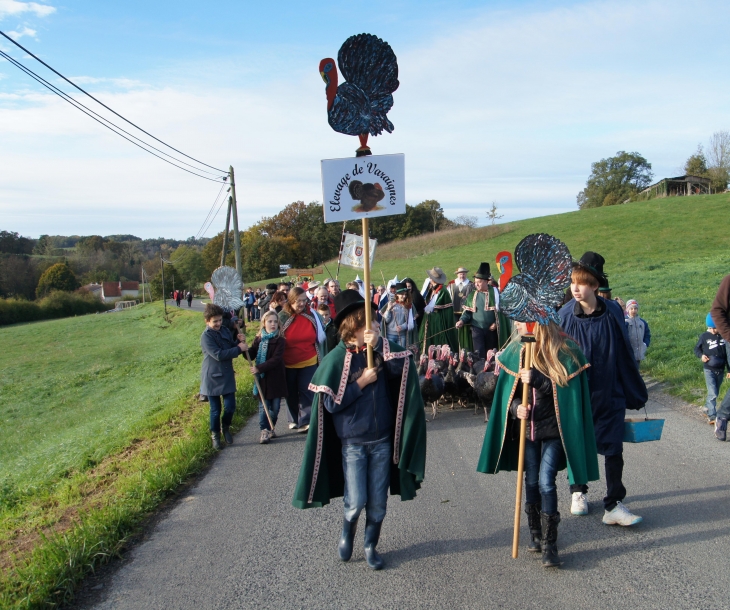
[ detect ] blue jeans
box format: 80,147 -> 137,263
342,438 -> 391,523
259,397 -> 280,431
524,437 -> 565,515
703,368 -> 724,418
209,392 -> 236,433
387,333 -> 406,348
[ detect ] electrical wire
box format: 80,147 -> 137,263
0,30 -> 227,175
0,49 -> 226,183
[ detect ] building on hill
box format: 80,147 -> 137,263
638,175 -> 712,200
100,281 -> 139,303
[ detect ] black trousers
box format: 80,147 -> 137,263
471,325 -> 499,360
570,453 -> 626,511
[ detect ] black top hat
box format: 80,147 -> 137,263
474,262 -> 492,279
265,283 -> 277,291
573,252 -> 607,286
333,289 -> 377,329
394,281 -> 408,293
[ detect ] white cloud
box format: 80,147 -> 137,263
5,25 -> 35,39
1,0 -> 729,238
0,1 -> 55,20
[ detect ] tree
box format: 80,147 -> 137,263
706,130 -> 730,192
33,235 -> 56,256
0,231 -> 34,255
486,202 -> 504,225
77,235 -> 106,254
171,245 -> 207,290
36,262 -> 78,298
684,145 -> 708,177
418,200 -> 445,233
201,231 -> 236,276
576,151 -> 653,209
453,215 -> 478,228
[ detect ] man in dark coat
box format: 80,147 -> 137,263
711,274 -> 730,439
200,303 -> 246,449
559,252 -> 647,526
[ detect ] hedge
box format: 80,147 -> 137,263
0,291 -> 112,326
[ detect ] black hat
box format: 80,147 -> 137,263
266,283 -> 277,291
394,281 -> 408,293
573,252 -> 607,286
333,289 -> 377,329
474,262 -> 491,279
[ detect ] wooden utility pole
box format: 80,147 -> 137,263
141,267 -> 145,303
221,195 -> 232,267
361,218 -> 374,369
229,166 -> 243,280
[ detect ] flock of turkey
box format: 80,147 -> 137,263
417,344 -> 499,421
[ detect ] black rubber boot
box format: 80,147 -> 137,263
222,427 -> 233,445
338,518 -> 359,561
211,432 -> 221,451
541,512 -> 561,568
363,520 -> 384,570
525,503 -> 542,553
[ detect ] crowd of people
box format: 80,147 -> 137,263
197,248 -> 730,570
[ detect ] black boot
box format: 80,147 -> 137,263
338,518 -> 359,561
541,512 -> 561,568
222,427 -> 233,445
211,432 -> 221,451
525,503 -> 542,553
363,520 -> 384,570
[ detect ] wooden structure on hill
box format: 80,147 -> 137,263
639,175 -> 712,200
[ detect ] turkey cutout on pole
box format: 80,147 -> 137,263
319,33 -> 404,369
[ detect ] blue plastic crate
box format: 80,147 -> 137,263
624,418 -> 664,443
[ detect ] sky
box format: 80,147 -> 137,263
1,0 -> 729,239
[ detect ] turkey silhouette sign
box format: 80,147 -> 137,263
321,153 -> 405,223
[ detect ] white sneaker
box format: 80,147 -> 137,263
288,423 -> 297,430
602,501 -> 642,526
571,492 -> 588,515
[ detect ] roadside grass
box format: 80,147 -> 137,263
0,303 -> 258,608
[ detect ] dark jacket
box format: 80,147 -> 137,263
509,369 -> 559,441
200,326 -> 241,396
694,331 -> 728,371
247,336 -> 287,400
322,339 -> 405,444
559,297 -> 648,455
711,274 -> 730,343
324,321 -> 339,352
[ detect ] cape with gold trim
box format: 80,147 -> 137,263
292,339 -> 427,509
476,338 -> 599,486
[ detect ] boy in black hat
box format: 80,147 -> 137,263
455,262 -> 511,359
559,252 -> 647,525
292,290 -> 427,570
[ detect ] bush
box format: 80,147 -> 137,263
36,262 -> 79,298
0,291 -> 112,326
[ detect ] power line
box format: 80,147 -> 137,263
0,30 -> 227,178
0,49 -> 226,183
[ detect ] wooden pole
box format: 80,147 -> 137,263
361,218 -> 374,369
512,336 -> 535,559
160,253 -> 167,317
229,166 -> 243,281
241,349 -> 275,431
221,195 -> 232,267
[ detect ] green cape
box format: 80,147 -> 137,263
476,339 -> 599,486
462,287 -> 512,350
419,286 -> 459,353
292,339 -> 427,509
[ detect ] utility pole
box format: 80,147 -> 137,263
221,195 -> 232,267
160,253 -> 167,317
229,166 -> 243,280
141,267 -> 145,303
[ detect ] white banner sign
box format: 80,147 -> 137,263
321,153 -> 405,223
340,232 -> 377,269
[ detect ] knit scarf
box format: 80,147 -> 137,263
253,330 -> 278,396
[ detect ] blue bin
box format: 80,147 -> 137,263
624,418 -> 664,443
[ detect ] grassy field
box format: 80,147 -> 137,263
260,193 -> 730,404
0,303 -> 258,608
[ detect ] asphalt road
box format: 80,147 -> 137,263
78,385 -> 730,610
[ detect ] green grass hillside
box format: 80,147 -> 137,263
0,303 -> 257,607
286,193 -> 730,403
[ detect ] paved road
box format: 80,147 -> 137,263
79,386 -> 730,610
166,299 -> 207,313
